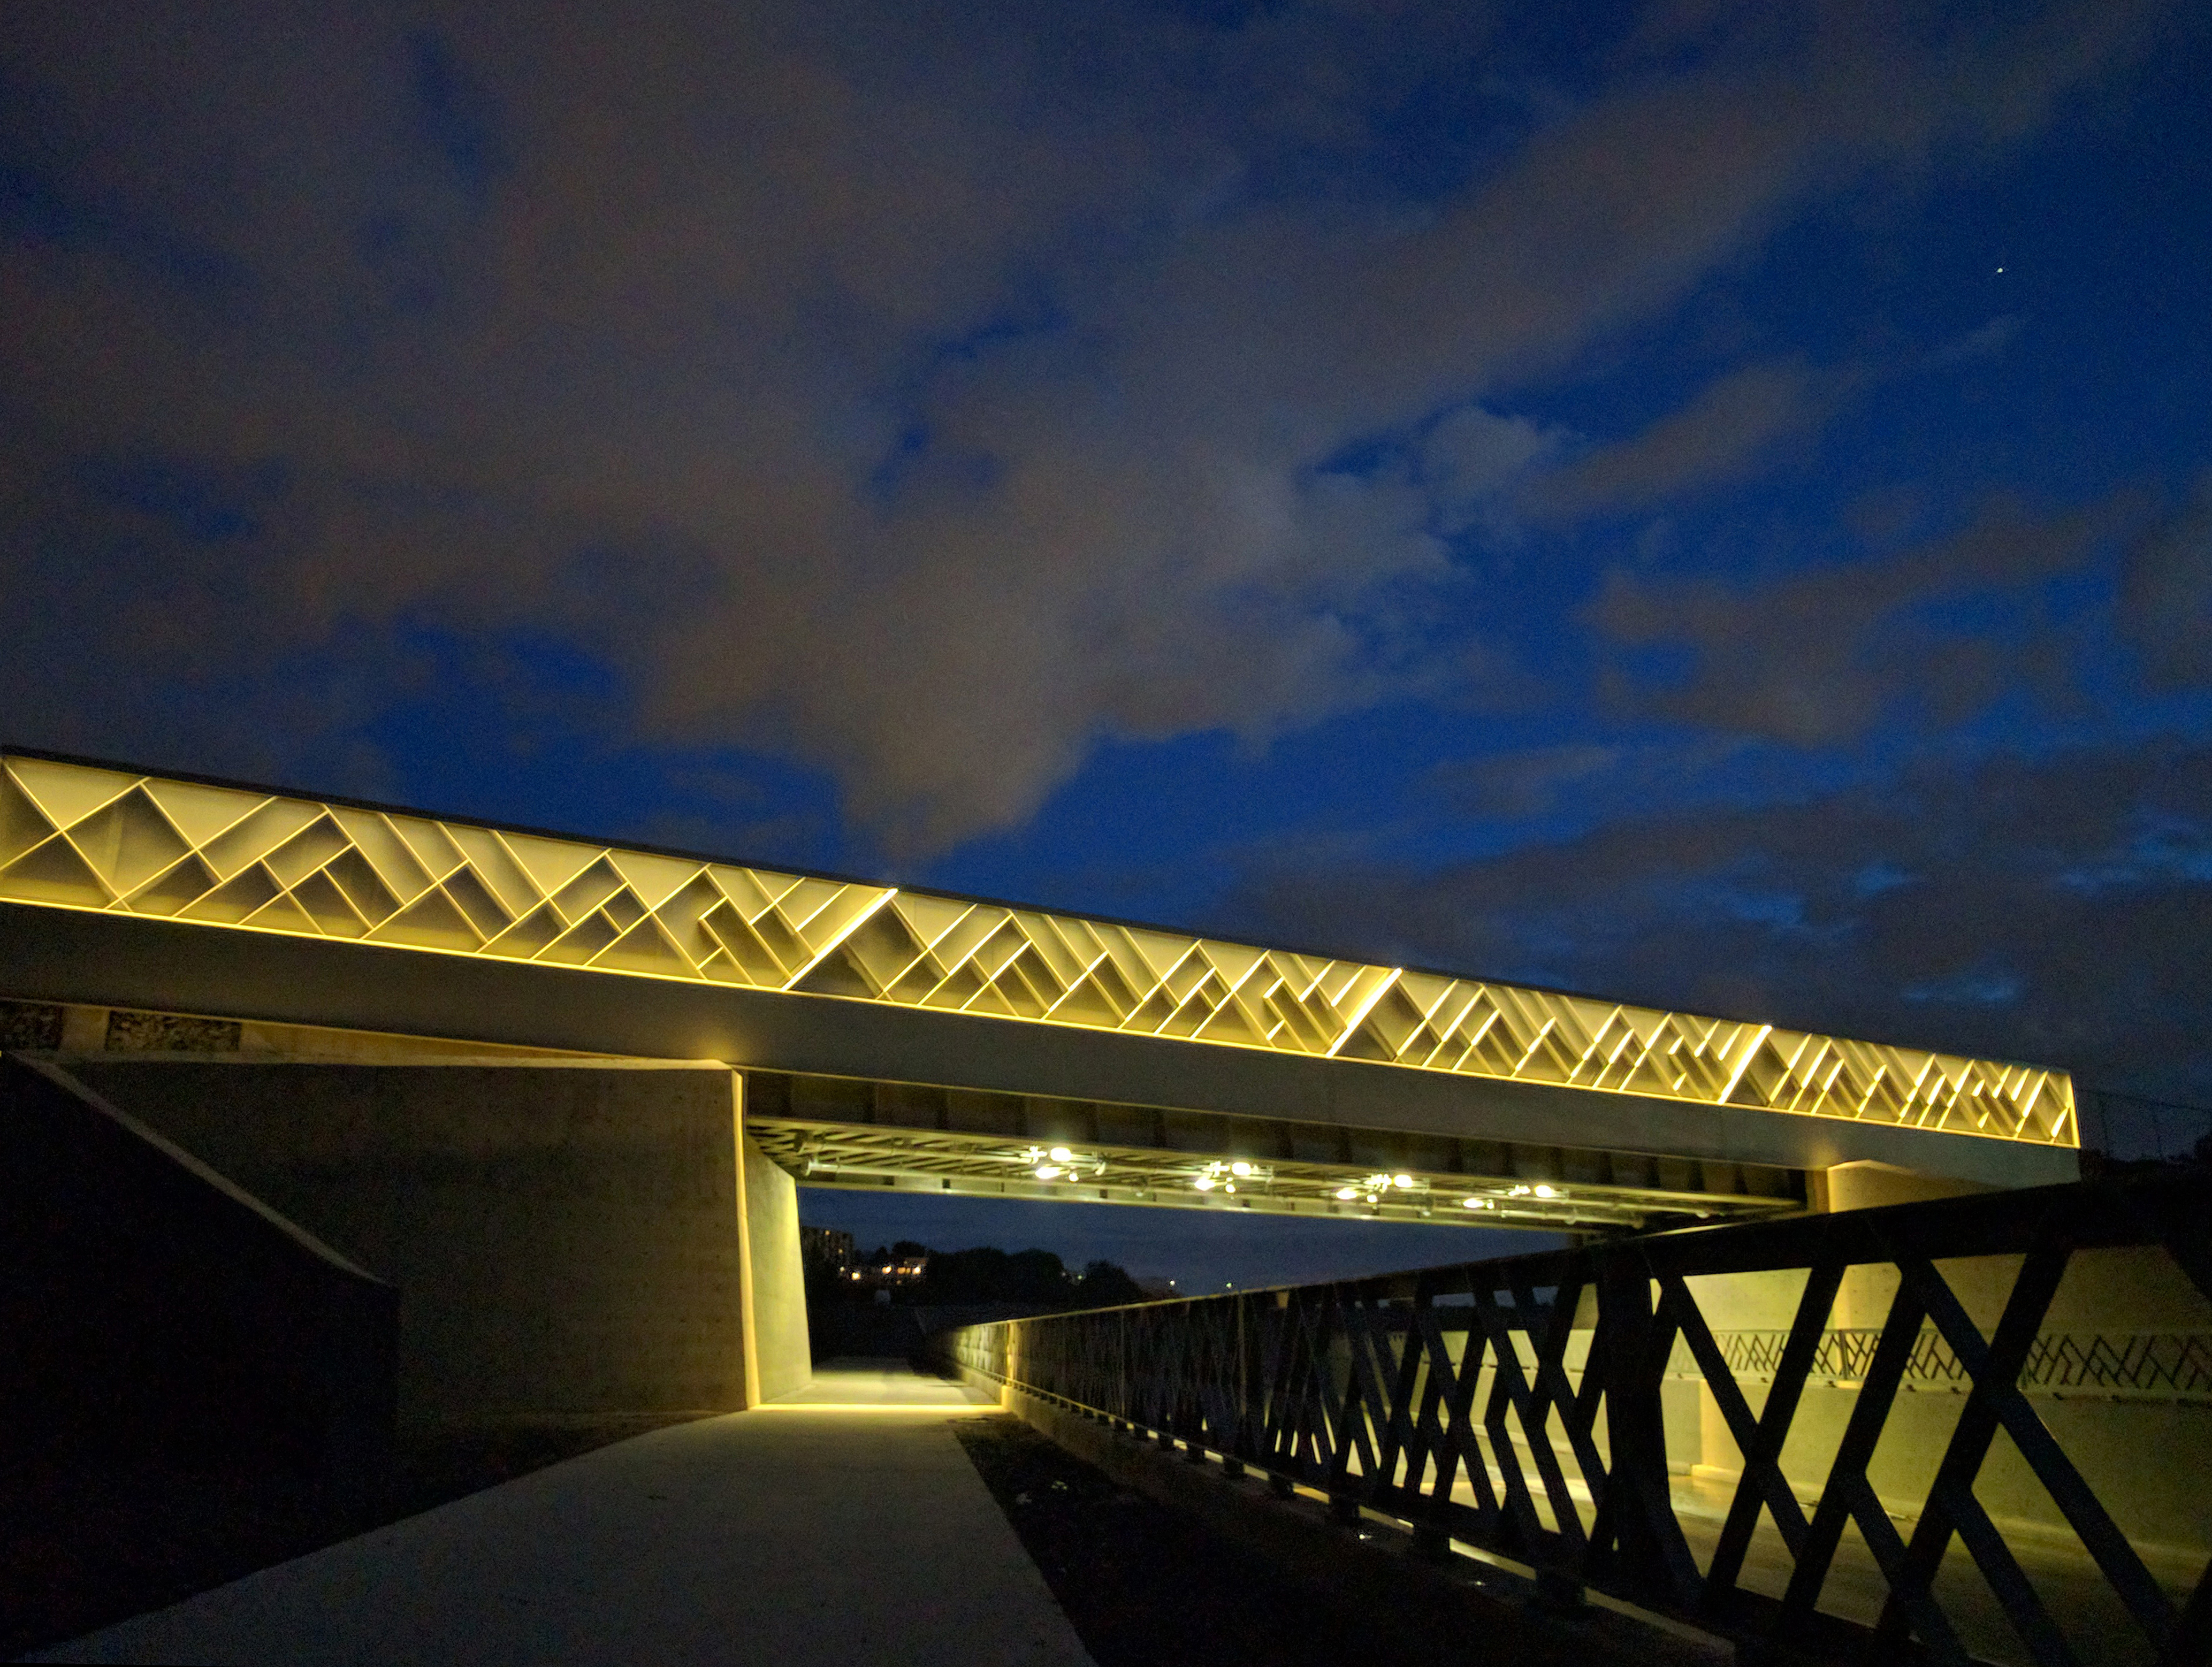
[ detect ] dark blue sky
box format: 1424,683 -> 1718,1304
5,0 -> 2208,1284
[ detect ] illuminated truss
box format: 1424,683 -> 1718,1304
0,752 -> 2073,1145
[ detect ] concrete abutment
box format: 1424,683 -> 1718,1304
42,1050 -> 812,1425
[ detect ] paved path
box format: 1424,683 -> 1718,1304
33,1361 -> 1090,1667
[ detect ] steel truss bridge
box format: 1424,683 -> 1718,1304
1,748 -> 2077,1229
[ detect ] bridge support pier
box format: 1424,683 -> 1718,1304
40,1053 -> 814,1424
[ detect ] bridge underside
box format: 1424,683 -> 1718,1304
745,1070 -> 1802,1232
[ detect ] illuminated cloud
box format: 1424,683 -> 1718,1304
0,0 -> 2187,851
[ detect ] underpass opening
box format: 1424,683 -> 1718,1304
746,1068 -> 1806,1236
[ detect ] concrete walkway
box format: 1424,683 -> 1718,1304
32,1361 -> 1092,1667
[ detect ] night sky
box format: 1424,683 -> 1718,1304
5,2 -> 2208,1289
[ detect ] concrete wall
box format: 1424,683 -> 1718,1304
1654,1161 -> 2212,1551
1669,1245 -> 2212,1554
739,1117 -> 812,1402
1,1055 -> 396,1521
67,1058 -> 754,1424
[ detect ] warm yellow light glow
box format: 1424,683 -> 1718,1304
753,1404 -> 977,1414
1035,1165 -> 1063,1180
1392,1173 -> 1414,1188
1193,1176 -> 1217,1191
1532,1184 -> 1558,1198
0,751 -> 2073,1149
1049,1146 -> 1073,1163
1335,1186 -> 1359,1200
1230,1160 -> 1253,1177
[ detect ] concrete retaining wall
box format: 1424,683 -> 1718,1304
1,1054 -> 396,1520
66,1057 -> 761,1422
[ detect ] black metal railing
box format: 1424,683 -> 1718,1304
945,1172 -> 2212,1667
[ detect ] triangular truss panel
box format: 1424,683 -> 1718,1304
0,753 -> 2073,1146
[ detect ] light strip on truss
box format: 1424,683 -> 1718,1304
0,752 -> 2073,1145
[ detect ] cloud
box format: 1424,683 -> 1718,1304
1420,404 -> 1566,536
1226,736 -> 2212,1106
1523,355 -> 1844,519
1926,313 -> 2025,369
1588,494 -> 2142,745
0,0 -> 2182,851
1430,744 -> 1626,819
2118,471 -> 2212,690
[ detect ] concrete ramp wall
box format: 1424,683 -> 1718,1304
65,1057 -> 782,1423
0,1054 -> 396,1519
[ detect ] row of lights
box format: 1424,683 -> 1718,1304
1199,1167 -> 1569,1209
806,1141 -> 1565,1210
1333,1171 -> 1418,1204
1194,1159 -> 1268,1194
1024,1145 -> 1105,1181
1019,1146 -> 1569,1210
1325,1173 -> 1564,1209
1459,1183 -> 1560,1211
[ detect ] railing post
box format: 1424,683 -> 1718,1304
1595,1253 -> 1697,1610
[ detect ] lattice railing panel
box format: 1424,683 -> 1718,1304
947,1174 -> 2212,1667
0,752 -> 2071,1143
1696,1328 -> 2212,1398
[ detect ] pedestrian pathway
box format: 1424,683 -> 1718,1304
31,1360 -> 1090,1667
